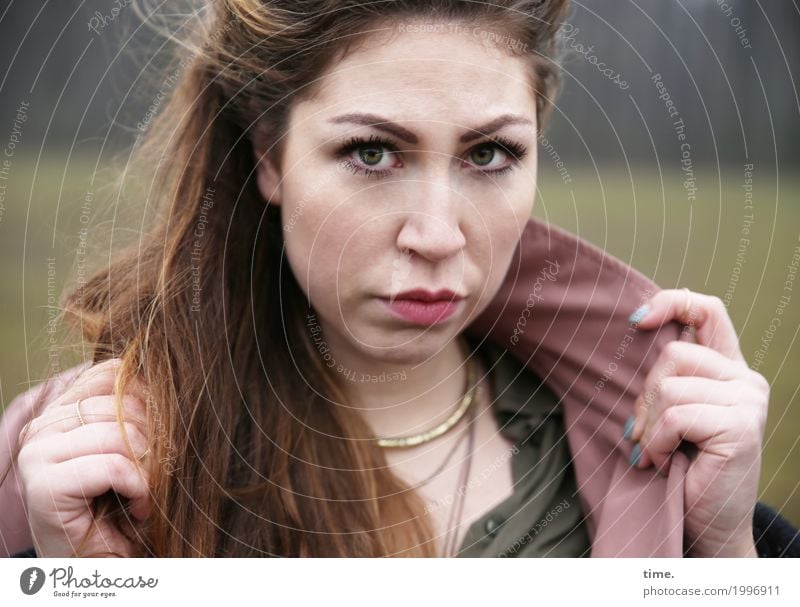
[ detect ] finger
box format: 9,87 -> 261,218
629,341 -> 747,443
46,359 -> 152,412
650,340 -> 747,380
632,373 -> 766,471
21,394 -> 147,442
629,289 -> 745,362
68,394 -> 148,428
630,378 -> 747,470
50,453 -> 152,521
20,421 -> 150,466
632,376 -> 741,444
635,404 -> 751,476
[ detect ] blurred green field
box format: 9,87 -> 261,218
1,152 -> 798,524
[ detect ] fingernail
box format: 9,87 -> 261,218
623,414 -> 636,440
628,304 -> 650,324
629,443 -> 641,467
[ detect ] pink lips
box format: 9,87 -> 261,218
380,289 -> 464,326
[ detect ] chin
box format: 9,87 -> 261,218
356,329 -> 458,362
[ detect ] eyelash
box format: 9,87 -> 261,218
334,133 -> 528,180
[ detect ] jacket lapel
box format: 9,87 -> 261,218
466,216 -> 689,557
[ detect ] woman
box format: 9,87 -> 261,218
1,0 -> 798,558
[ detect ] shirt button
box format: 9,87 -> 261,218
485,517 -> 503,537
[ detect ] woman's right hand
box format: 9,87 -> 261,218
16,359 -> 153,557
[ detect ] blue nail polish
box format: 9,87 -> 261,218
629,443 -> 641,467
623,414 -> 635,440
628,304 -> 650,324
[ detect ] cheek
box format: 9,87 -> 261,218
474,189 -> 532,258
282,206 -> 336,302
281,190 -> 392,304
465,199 -> 532,318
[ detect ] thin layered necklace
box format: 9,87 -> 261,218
375,338 -> 483,556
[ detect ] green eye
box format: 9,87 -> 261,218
358,146 -> 385,166
469,145 -> 495,166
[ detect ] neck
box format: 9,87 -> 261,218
318,329 -> 474,441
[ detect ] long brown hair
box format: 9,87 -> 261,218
3,0 -> 569,556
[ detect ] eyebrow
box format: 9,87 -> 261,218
327,112 -> 534,144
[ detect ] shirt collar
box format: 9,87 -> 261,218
474,339 -> 563,444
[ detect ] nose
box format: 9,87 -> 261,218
395,180 -> 467,263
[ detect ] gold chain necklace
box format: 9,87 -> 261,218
376,344 -> 477,449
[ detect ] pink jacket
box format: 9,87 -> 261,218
466,217 -> 689,556
0,216 -> 688,557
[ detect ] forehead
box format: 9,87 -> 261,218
295,24 -> 537,127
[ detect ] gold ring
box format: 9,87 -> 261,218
138,447 -> 151,461
681,287 -> 692,323
75,398 -> 87,426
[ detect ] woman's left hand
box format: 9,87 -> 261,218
626,288 -> 769,557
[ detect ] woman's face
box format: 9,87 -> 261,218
255,21 -> 539,367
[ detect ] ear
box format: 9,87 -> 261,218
252,131 -> 283,208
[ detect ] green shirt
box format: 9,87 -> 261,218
456,341 -> 591,557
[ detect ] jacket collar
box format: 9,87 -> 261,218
466,216 -> 689,556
